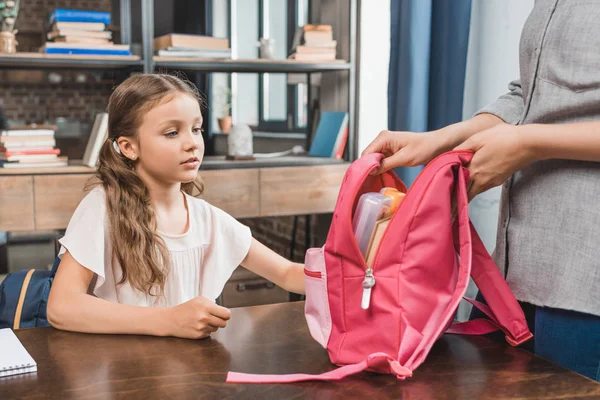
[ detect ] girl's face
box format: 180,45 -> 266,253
133,92 -> 205,186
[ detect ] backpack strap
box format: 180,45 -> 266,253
446,213 -> 533,345
13,269 -> 35,330
226,352 -> 412,383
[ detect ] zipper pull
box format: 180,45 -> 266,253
361,268 -> 376,310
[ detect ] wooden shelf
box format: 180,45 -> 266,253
0,52 -> 143,69
153,57 -> 351,73
0,156 -> 346,176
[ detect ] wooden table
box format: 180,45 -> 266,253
2,302 -> 599,399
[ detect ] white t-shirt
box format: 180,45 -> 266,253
58,187 -> 252,307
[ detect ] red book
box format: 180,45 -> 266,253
0,148 -> 61,157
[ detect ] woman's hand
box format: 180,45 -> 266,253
166,296 -> 231,339
361,130 -> 454,174
454,123 -> 537,201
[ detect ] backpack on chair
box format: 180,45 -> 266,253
227,151 -> 533,383
0,255 -> 60,329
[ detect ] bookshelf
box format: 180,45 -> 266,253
0,52 -> 142,69
0,0 -> 358,162
152,57 -> 351,73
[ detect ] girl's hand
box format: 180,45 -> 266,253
361,130 -> 451,174
454,123 -> 536,201
166,296 -> 231,339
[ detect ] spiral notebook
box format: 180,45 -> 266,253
0,328 -> 37,378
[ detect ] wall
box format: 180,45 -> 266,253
357,0 -> 390,154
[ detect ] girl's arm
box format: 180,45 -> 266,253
241,238 -> 305,295
47,250 -> 231,338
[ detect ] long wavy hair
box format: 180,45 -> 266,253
87,74 -> 204,297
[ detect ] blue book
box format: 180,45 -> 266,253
50,9 -> 111,25
44,48 -> 131,56
308,112 -> 349,158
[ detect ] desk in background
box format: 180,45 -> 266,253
0,156 -> 349,232
2,302 -> 599,399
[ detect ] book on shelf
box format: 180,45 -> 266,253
308,111 -> 348,159
52,21 -> 106,32
154,34 -> 232,60
154,34 -> 229,51
157,48 -> 232,59
1,161 -> 68,169
289,24 -> 338,61
48,30 -> 113,41
49,9 -> 111,25
44,9 -> 129,56
82,112 -> 109,168
0,125 -> 68,168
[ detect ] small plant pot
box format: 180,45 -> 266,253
218,116 -> 232,133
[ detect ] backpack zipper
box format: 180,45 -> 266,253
355,150 -> 471,310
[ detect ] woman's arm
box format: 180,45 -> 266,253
524,122 -> 600,162
48,251 -> 230,338
241,238 -> 305,295
454,120 -> 600,201
435,112 -> 505,151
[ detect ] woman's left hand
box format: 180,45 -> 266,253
454,123 -> 537,201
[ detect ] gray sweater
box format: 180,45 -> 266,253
477,0 -> 600,316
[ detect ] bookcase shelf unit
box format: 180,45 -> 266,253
0,0 -> 358,161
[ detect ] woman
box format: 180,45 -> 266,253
363,1 -> 600,381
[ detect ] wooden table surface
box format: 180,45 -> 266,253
1,302 -> 599,399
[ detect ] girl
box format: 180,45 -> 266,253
47,74 -> 305,340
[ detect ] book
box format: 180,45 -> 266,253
48,30 -> 112,40
1,160 -> 68,168
153,34 -> 229,51
157,49 -> 232,58
365,216 -> 392,267
42,47 -> 132,56
0,148 -> 60,156
44,42 -> 129,51
1,129 -> 55,137
52,21 -> 106,32
49,9 -> 111,25
290,52 -> 336,61
0,328 -> 37,378
82,112 -> 109,168
308,112 -> 349,158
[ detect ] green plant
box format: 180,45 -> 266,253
0,0 -> 20,32
218,87 -> 232,117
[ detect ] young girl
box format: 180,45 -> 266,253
47,74 -> 305,340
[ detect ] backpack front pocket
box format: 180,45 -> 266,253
304,246 -> 332,349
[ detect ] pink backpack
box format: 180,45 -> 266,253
227,151 -> 533,383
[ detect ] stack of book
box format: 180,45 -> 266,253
41,9 -> 131,56
289,24 -> 337,61
154,34 -> 231,59
0,125 -> 68,169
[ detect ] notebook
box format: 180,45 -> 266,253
364,216 -> 392,267
0,329 -> 37,378
308,111 -> 349,158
